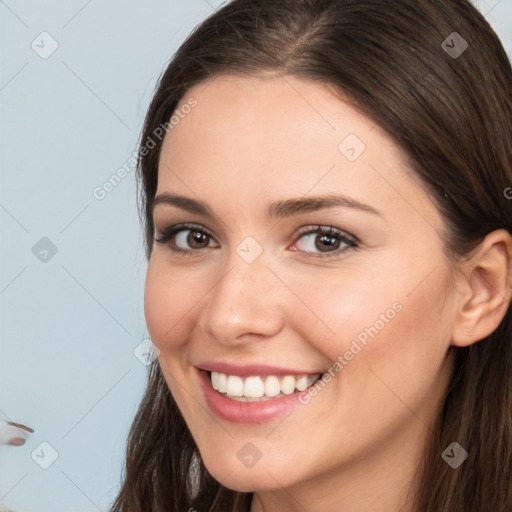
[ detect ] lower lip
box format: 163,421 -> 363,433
198,369 -> 305,424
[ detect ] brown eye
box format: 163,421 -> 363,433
292,225 -> 358,258
186,229 -> 211,249
154,223 -> 217,253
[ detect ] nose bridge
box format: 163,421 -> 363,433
201,241 -> 284,343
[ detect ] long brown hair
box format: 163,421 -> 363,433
111,1 -> 512,510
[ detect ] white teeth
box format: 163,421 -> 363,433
211,371 -> 219,390
226,375 -> 244,397
218,373 -> 228,393
209,371 -> 321,399
281,375 -> 296,395
244,376 -> 265,398
264,376 -> 281,397
295,375 -> 308,391
306,374 -> 319,388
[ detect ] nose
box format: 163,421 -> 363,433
200,248 -> 286,346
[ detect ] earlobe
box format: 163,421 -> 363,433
451,229 -> 512,348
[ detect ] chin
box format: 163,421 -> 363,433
213,471 -> 286,493
201,452 -> 296,492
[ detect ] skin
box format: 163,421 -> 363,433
144,74 -> 512,512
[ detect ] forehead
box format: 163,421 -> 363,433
162,76 -> 386,176
163,74 -> 380,166
156,74 -> 438,231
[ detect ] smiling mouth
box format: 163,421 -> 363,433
208,371 -> 322,402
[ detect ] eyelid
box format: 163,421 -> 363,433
293,224 -> 359,244
290,224 -> 358,259
154,222 -> 218,247
154,222 -> 359,258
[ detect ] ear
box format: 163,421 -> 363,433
451,229 -> 512,347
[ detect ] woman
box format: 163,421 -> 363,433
112,0 -> 512,510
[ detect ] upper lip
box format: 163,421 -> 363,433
196,361 -> 324,377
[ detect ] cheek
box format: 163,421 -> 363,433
144,256 -> 206,350
285,259 -> 452,377
280,263 -> 402,361
335,267 -> 455,412
144,258 -> 205,413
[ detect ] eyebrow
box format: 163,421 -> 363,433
151,192 -> 383,220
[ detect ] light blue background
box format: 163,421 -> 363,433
0,1 -> 511,511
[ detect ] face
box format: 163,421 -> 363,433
145,74 -> 459,494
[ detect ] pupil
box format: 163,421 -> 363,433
190,231 -> 207,247
316,234 -> 338,252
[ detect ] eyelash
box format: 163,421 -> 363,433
154,222 -> 359,259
